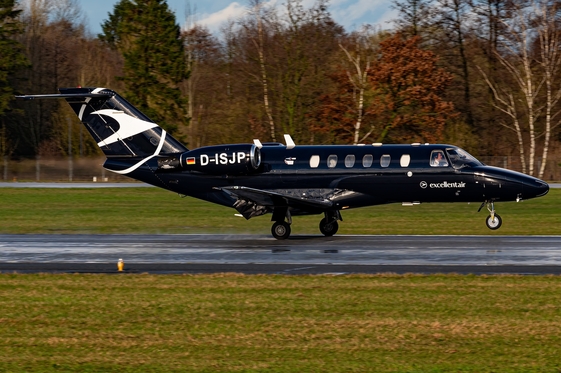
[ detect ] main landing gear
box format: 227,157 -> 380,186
271,207 -> 292,240
319,211 -> 341,237
271,221 -> 291,240
479,201 -> 502,230
270,209 -> 342,240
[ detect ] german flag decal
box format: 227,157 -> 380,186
186,157 -> 196,165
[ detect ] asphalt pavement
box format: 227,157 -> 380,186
1,234 -> 560,275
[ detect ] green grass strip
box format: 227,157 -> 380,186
0,187 -> 560,235
1,274 -> 561,372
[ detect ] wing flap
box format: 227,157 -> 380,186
216,186 -> 333,219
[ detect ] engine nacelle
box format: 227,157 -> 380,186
157,144 -> 262,175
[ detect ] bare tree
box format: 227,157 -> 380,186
15,0 -> 98,160
433,0 -> 475,128
246,0 -> 276,142
50,0 -> 85,25
534,0 -> 561,178
392,0 -> 434,38
338,27 -> 379,144
276,0 -> 340,140
181,24 -> 224,147
478,0 -> 561,178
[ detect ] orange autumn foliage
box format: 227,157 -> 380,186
312,33 -> 457,144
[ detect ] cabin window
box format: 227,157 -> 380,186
400,154 -> 411,167
362,154 -> 373,167
345,155 -> 355,168
430,150 -> 449,167
310,155 -> 320,168
380,154 -> 391,167
327,155 -> 338,168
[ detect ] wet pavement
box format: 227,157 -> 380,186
1,234 -> 560,275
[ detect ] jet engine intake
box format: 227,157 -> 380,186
158,144 -> 262,175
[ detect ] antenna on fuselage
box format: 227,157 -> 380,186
284,134 -> 295,149
253,139 -> 263,148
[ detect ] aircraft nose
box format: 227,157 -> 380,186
527,178 -> 549,198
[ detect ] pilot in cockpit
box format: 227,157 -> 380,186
431,151 -> 449,167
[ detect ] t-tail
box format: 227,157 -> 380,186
17,87 -> 188,179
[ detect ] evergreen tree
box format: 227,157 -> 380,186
0,0 -> 28,116
99,0 -> 188,134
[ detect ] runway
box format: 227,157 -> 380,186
1,234 -> 560,275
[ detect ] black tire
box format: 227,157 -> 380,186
319,218 -> 339,236
271,221 -> 291,240
486,214 -> 502,230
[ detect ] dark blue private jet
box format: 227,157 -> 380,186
17,87 -> 549,239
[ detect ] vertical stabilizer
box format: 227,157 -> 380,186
16,87 -> 189,179
58,87 -> 188,157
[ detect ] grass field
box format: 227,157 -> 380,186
0,187 -> 560,235
1,274 -> 561,373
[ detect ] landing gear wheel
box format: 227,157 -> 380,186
319,218 -> 339,237
271,221 -> 291,240
486,214 -> 502,230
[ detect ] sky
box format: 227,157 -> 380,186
79,0 -> 397,36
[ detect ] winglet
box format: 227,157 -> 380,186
284,134 -> 295,149
253,139 -> 263,148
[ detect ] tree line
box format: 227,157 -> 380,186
0,0 -> 560,178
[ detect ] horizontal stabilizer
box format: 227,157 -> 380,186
16,93 -> 112,100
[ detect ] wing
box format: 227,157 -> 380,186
215,186 -> 334,219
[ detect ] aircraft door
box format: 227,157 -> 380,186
474,173 -> 502,200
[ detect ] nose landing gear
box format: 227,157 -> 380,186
479,201 -> 502,230
486,213 -> 502,230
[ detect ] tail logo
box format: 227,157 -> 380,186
92,109 -> 157,147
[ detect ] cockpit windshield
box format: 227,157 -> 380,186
446,148 -> 483,169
